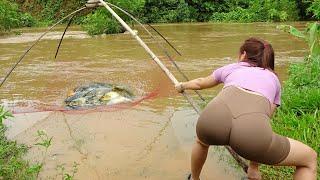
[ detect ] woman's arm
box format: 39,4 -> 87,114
176,75 -> 220,92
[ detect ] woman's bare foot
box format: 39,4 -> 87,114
247,161 -> 262,180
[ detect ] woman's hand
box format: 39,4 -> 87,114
175,82 -> 185,93
175,76 -> 220,93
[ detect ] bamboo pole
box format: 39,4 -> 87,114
101,2 -> 206,102
98,0 -> 248,172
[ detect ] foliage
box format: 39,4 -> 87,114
35,130 -> 53,149
210,0 -> 298,22
57,162 -> 79,180
308,0 -> 320,19
0,106 -> 39,179
0,0 -> 35,32
277,22 -> 320,59
0,106 -> 13,126
261,56 -> 320,179
33,130 -> 53,178
0,107 -> 79,179
17,0 -> 87,25
143,0 -> 299,23
35,0 -> 63,24
108,0 -> 145,16
1,0 -> 319,35
296,0 -> 313,20
143,0 -> 197,23
81,0 -> 145,35
261,23 -> 320,179
82,8 -> 123,36
185,0 -> 225,22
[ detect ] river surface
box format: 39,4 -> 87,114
0,22 -> 307,179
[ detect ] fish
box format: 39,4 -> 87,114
66,97 -> 87,108
65,83 -> 135,109
100,91 -> 132,105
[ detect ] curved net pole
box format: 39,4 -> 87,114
98,0 -> 248,172
54,14 -> 76,59
0,7 -> 87,88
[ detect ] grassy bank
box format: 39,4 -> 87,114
0,107 -> 40,179
261,56 -> 320,179
260,22 -> 320,179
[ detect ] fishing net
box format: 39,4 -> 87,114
0,34 -> 175,115
6,89 -> 159,114
0,1 -> 190,116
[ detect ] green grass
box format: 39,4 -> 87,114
261,56 -> 320,179
0,107 -> 39,179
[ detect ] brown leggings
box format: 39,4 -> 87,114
197,86 -> 290,165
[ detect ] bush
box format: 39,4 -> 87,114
0,0 -> 20,31
143,0 -> 198,23
210,0 -> 298,22
82,8 -> 123,36
19,0 -> 87,25
308,0 -> 320,19
19,13 -> 36,27
35,0 -> 63,24
0,107 -> 39,179
81,0 -> 146,35
0,0 -> 36,32
280,58 -> 320,115
211,7 -> 257,22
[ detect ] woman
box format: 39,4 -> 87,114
176,38 -> 317,180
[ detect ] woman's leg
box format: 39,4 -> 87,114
276,138 -> 317,180
247,161 -> 262,180
191,139 -> 209,180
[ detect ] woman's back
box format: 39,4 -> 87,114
213,61 -> 281,105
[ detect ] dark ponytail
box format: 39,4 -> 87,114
240,37 -> 275,71
262,43 -> 275,70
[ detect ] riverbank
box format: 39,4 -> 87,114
0,108 -> 40,179
1,0 -> 319,35
261,56 -> 320,179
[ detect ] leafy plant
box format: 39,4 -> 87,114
277,22 -> 320,58
82,8 -> 124,35
261,23 -> 320,179
35,130 -> 53,149
0,0 -> 36,32
0,106 -> 40,179
57,162 -> 80,180
210,0 -> 298,22
0,106 -> 13,126
308,0 -> 320,19
262,56 -> 320,179
34,130 -> 53,178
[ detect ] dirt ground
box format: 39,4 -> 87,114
5,106 -> 243,179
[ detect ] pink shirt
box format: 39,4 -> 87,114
212,62 -> 281,105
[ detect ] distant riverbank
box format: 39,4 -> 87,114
1,0 -> 319,36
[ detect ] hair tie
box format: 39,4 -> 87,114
264,43 -> 269,48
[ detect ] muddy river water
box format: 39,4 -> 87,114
0,22 -> 307,179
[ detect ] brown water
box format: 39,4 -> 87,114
0,22 -> 307,179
